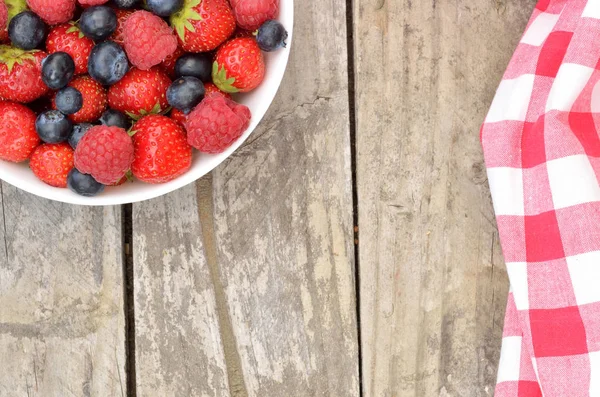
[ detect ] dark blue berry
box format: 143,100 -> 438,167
167,76 -> 205,114
79,6 -> 117,41
88,41 -> 130,86
68,123 -> 94,149
8,11 -> 47,50
256,20 -> 288,52
146,0 -> 184,17
42,52 -> 75,90
55,87 -> 84,115
112,0 -> 141,8
100,109 -> 131,129
68,169 -> 105,197
174,53 -> 212,82
35,110 -> 73,144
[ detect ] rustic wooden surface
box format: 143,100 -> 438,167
0,185 -> 125,397
354,0 -> 535,396
0,0 -> 539,396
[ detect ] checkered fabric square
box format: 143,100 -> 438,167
481,0 -> 600,395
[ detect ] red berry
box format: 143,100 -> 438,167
108,67 -> 171,119
0,46 -> 48,103
159,46 -> 184,78
185,95 -> 251,154
111,9 -> 134,46
46,23 -> 95,75
131,115 -> 192,184
74,125 -> 134,185
0,1 -> 7,30
54,75 -> 107,123
30,143 -> 74,188
0,101 -> 40,162
213,37 -> 265,93
204,82 -> 231,100
170,108 -> 187,127
123,10 -> 178,71
171,0 -> 236,52
26,0 -> 76,25
232,0 -> 278,31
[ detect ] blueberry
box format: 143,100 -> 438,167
68,169 -> 105,197
256,20 -> 288,52
8,11 -> 47,50
41,52 -> 75,90
174,53 -> 212,82
35,110 -> 73,144
146,0 -> 184,17
100,109 -> 131,129
68,123 -> 94,149
79,6 -> 117,41
88,41 -> 129,86
112,0 -> 141,8
167,77 -> 205,114
55,87 -> 83,115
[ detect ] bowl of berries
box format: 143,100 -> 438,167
0,0 -> 292,205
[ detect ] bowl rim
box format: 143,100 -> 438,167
0,2 -> 294,206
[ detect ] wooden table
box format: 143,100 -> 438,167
0,1 -> 537,396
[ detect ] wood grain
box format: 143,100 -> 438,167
0,184 -> 126,397
353,1 -> 536,396
133,0 -> 359,395
133,186 -> 231,397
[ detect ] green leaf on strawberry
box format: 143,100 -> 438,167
125,102 -> 165,121
170,0 -> 202,41
66,22 -> 85,39
212,61 -> 240,94
0,45 -> 38,73
5,0 -> 28,21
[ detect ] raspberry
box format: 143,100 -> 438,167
185,95 -> 251,154
26,0 -> 76,25
123,10 -> 177,70
30,143 -> 74,188
74,125 -> 134,185
233,0 -> 279,31
0,1 -> 7,30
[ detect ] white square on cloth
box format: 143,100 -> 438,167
547,155 -> 600,209
497,336 -> 523,383
521,12 -> 560,46
567,251 -> 600,305
487,167 -> 525,216
486,74 -> 535,123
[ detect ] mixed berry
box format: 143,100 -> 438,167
0,0 -> 287,197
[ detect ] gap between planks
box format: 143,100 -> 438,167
345,0 -> 363,395
122,203 -> 136,397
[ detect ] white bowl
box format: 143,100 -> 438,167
0,2 -> 294,206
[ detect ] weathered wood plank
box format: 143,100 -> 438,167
133,186 -> 230,397
354,1 -> 535,396
0,184 -> 126,397
133,0 -> 359,395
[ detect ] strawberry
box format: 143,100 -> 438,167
204,82 -> 231,99
170,0 -> 236,52
108,67 -> 171,119
131,114 -> 192,184
46,23 -> 95,75
0,101 -> 40,162
159,46 -> 184,78
53,75 -> 107,123
30,142 -> 74,188
0,45 -> 48,103
232,0 -> 278,31
169,108 -> 187,126
212,37 -> 265,93
110,8 -> 134,46
0,0 -> 28,43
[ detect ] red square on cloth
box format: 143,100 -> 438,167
521,119 -> 546,168
529,306 -> 588,357
536,31 -> 573,77
524,211 -> 565,262
518,381 -> 543,397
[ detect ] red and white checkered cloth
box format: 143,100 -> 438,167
481,0 -> 600,395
